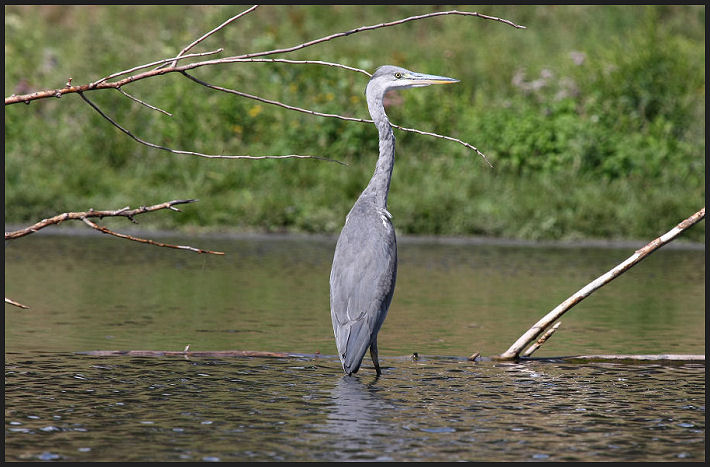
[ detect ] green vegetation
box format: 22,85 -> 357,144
4,5 -> 705,241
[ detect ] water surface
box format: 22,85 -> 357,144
4,232 -> 705,461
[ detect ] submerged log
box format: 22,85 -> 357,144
80,350 -> 311,358
79,350 -> 704,364
519,354 -> 705,364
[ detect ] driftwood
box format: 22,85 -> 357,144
524,354 -> 705,363
78,350 -> 704,365
80,350 -> 301,358
496,207 -> 705,360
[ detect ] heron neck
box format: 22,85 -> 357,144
361,92 -> 395,209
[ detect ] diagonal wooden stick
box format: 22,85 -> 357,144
80,217 -> 224,255
164,5 -> 259,69
77,91 -> 345,164
496,207 -> 705,360
5,297 -> 30,310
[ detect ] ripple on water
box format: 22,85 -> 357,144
4,354 -> 705,462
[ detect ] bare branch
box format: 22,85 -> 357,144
231,9 -> 525,61
182,71 -> 368,123
6,199 -> 197,240
6,9 -> 524,105
391,124 -> 493,167
164,5 -> 259,69
81,217 -> 224,255
496,207 -> 706,360
91,49 -> 224,87
224,58 -> 372,76
77,91 -> 345,164
5,8 -> 519,167
183,71 -> 491,164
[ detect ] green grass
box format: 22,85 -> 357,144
4,5 -> 705,242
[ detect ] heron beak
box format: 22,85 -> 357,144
406,72 -> 459,87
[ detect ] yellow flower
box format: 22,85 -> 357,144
248,105 -> 262,117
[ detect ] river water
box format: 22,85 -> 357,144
4,232 -> 705,461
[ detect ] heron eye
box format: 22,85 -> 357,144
394,72 -> 402,79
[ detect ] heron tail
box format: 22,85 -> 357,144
340,321 -> 372,375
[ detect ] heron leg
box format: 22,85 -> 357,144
370,339 -> 382,376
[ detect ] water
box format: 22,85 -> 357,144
4,232 -> 705,461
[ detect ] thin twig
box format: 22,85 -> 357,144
90,49 -> 224,87
116,88 -> 172,116
164,5 -> 259,69
77,91 -> 345,164
183,71 -> 491,164
6,199 -> 196,239
223,58 -> 371,76
232,9 -> 525,61
496,207 -> 706,360
392,124 -> 492,167
81,217 -> 224,255
182,71 -> 368,122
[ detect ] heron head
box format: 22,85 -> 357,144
368,65 -> 459,95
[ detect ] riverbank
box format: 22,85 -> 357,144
5,6 -> 704,242
5,223 -> 704,251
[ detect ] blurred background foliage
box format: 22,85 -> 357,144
4,5 -> 705,241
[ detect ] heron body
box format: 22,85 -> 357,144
330,65 -> 459,375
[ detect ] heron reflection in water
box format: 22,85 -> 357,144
330,66 -> 459,376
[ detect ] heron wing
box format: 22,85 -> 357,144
330,200 -> 397,374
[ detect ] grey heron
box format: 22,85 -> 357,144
330,65 -> 459,376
